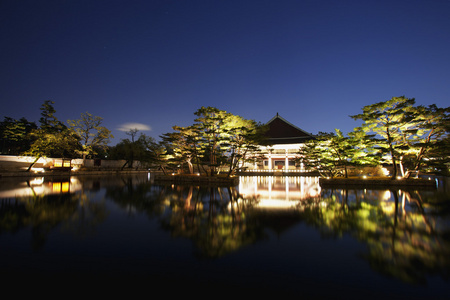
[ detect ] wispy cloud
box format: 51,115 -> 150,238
117,123 -> 151,132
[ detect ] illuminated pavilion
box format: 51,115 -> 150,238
244,113 -> 315,173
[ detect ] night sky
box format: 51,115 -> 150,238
1,0 -> 449,144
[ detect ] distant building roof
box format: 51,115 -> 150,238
263,113 -> 314,145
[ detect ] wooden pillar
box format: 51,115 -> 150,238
268,152 -> 272,170
285,149 -> 288,171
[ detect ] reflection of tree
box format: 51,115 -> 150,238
25,194 -> 80,250
60,193 -> 108,239
300,188 -> 450,284
103,174 -> 266,258
104,176 -> 170,217
160,185 -> 264,259
0,184 -> 108,251
0,198 -> 29,234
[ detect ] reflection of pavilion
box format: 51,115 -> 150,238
238,176 -> 321,209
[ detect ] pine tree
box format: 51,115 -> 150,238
350,96 -> 416,179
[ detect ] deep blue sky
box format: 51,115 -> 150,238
1,0 -> 449,144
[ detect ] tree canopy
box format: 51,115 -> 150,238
1,100 -> 115,171
351,96 -> 449,178
23,101 -> 81,170
0,117 -> 37,155
160,106 -> 267,177
67,112 -> 113,159
298,96 -> 449,178
298,129 -> 377,178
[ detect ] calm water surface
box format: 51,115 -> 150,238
0,174 -> 449,297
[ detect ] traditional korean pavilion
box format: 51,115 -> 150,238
245,113 -> 315,172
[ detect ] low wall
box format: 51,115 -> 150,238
0,155 -> 51,172
82,159 -> 131,169
0,155 -> 148,176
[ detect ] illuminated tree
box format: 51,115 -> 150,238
193,106 -> 230,176
192,107 -> 268,176
24,101 -> 81,171
148,141 -> 173,175
351,97 -> 450,178
67,112 -> 113,159
222,116 -> 267,176
324,129 -> 358,178
161,107 -> 266,177
298,132 -> 339,178
298,128 -> 378,178
160,125 -> 199,174
400,104 -> 450,177
347,127 -> 381,175
350,96 -> 416,178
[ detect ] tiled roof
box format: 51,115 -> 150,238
263,113 -> 314,145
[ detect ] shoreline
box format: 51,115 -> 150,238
0,170 -> 442,189
319,177 -> 437,188
153,174 -> 240,186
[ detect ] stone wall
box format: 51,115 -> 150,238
0,155 -> 147,173
0,155 -> 51,172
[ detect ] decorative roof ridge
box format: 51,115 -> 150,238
266,113 -> 313,137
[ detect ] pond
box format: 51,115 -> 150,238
0,173 -> 449,297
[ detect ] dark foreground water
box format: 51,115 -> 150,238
0,174 -> 449,297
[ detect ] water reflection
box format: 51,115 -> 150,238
0,176 -> 82,198
105,182 -> 265,258
0,174 -> 449,287
238,175 -> 321,208
0,175 -> 108,250
299,185 -> 450,284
